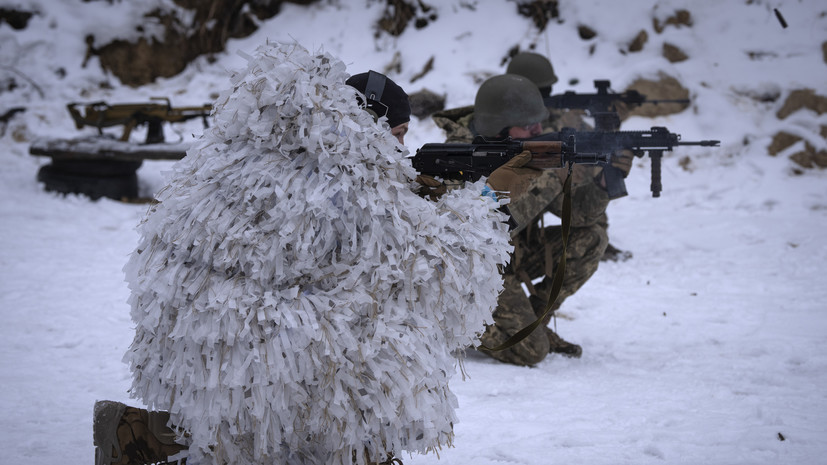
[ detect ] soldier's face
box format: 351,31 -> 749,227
508,122 -> 543,139
391,122 -> 409,144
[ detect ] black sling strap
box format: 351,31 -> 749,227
480,163 -> 573,352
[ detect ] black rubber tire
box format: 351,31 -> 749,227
50,158 -> 143,177
37,163 -> 138,200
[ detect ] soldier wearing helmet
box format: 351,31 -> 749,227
507,51 -> 593,130
431,44 -> 645,366
507,52 -> 634,260
506,51 -> 558,98
473,73 -> 549,138
430,70 -> 610,366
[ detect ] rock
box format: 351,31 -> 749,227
375,0 -> 438,37
653,9 -> 692,33
776,89 -> 827,119
578,25 -> 597,40
731,84 -> 781,104
97,35 -> 194,88
0,7 -> 35,29
410,56 -> 434,83
629,30 -> 648,53
622,73 -> 690,119
790,143 -> 827,169
93,1 -> 317,87
377,0 -> 416,36
663,43 -> 688,63
767,131 -> 802,156
815,150 -> 827,168
408,88 -> 445,119
515,0 -> 560,32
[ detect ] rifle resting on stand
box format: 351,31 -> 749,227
30,98 -> 213,201
66,97 -> 212,144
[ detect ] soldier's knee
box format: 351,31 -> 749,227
570,224 -> 608,262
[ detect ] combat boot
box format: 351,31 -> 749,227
545,327 -> 582,358
478,275 -> 551,366
93,400 -> 186,465
528,284 -> 583,359
600,242 -> 633,262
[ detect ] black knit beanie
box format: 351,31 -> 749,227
346,71 -> 411,128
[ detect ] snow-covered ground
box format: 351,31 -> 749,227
1,1 -> 826,464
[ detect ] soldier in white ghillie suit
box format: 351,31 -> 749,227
92,42 -> 512,465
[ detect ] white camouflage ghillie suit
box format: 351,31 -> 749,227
122,42 -> 512,465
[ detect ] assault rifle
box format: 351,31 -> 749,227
66,97 -> 212,144
530,127 -> 720,198
545,79 -> 690,131
411,137 -> 608,182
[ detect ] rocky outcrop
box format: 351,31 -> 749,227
90,1 -> 317,87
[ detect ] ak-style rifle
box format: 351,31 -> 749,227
411,137 -> 608,182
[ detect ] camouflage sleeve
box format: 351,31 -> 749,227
431,105 -> 476,143
507,170 -> 563,233
548,171 -> 609,227
508,164 -> 608,233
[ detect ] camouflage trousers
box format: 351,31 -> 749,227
94,402 -> 186,465
478,222 -> 608,366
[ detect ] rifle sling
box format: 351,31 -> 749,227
480,164 -> 573,352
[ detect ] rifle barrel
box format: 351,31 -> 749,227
679,140 -> 720,146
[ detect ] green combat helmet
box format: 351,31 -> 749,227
474,74 -> 549,137
506,52 -> 558,97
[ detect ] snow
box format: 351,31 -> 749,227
1,0 -> 826,464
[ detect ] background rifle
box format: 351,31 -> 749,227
411,136 -> 607,182
544,79 -> 690,131
67,97 -> 212,144
531,127 -> 720,198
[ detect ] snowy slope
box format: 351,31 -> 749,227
1,1 -> 826,464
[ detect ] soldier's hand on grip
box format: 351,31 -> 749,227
486,150 -> 542,200
414,174 -> 447,200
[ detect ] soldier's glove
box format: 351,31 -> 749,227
486,149 -> 542,200
415,174 -> 448,200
